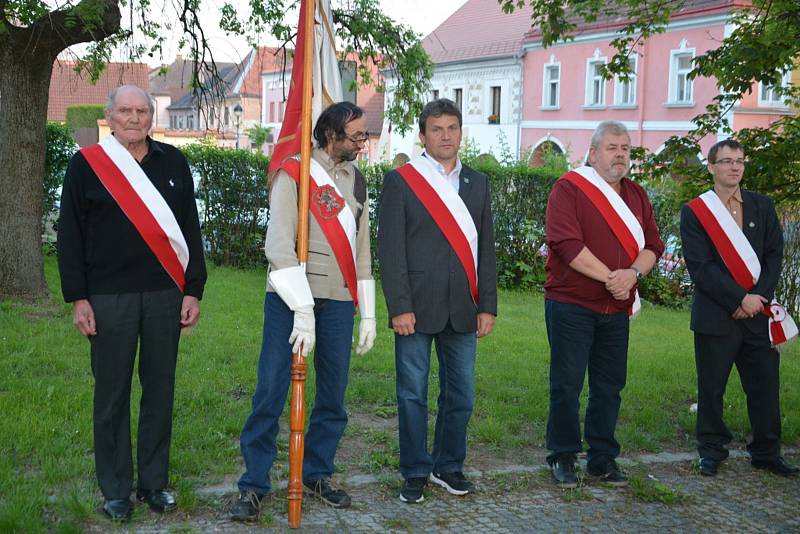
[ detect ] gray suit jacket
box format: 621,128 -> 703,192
680,189 -> 783,337
377,163 -> 497,334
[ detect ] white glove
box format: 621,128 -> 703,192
355,279 -> 376,355
356,318 -> 376,355
268,266 -> 316,355
289,305 -> 315,356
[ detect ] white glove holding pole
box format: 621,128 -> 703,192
355,279 -> 377,355
269,266 -> 315,356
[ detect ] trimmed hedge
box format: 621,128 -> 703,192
181,141 -> 270,268
65,104 -> 105,129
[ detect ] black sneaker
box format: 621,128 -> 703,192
230,490 -> 264,522
303,478 -> 351,509
587,458 -> 628,486
399,477 -> 427,504
549,456 -> 578,488
430,471 -> 475,495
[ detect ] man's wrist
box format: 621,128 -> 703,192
630,266 -> 643,280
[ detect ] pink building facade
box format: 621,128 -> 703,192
520,0 -> 794,163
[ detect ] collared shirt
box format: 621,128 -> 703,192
265,147 -> 372,301
423,150 -> 462,192
544,175 -> 665,314
57,136 -> 207,301
714,185 -> 743,229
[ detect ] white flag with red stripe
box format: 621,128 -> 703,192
80,134 -> 189,291
268,0 -> 343,174
688,190 -> 797,348
565,166 -> 645,316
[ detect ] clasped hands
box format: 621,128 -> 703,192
732,293 -> 768,320
605,268 -> 638,301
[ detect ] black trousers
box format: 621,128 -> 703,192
545,300 -> 630,468
89,288 -> 183,499
694,325 -> 781,462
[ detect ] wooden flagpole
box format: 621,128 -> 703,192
288,0 -> 316,528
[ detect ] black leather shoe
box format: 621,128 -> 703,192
751,456 -> 800,477
102,498 -> 133,521
137,488 -> 177,513
549,455 -> 578,488
699,457 -> 720,476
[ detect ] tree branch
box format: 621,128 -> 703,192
26,0 -> 121,55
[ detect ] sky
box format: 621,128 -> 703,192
139,0 -> 469,66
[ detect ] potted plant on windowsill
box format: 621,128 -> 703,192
487,114 -> 499,124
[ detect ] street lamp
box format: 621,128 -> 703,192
233,103 -> 243,149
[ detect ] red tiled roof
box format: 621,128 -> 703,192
360,91 -> 385,136
523,0 -> 743,42
48,61 -> 150,121
239,47 -> 290,97
422,0 -> 534,64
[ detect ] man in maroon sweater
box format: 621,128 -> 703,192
544,121 -> 664,488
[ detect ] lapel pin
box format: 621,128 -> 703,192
464,178 -> 470,184
749,221 -> 755,228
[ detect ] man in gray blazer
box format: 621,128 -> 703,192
378,98 -> 497,504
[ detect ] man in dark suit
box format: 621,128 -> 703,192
680,138 -> 798,477
378,98 -> 497,504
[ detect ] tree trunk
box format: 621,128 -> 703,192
0,41 -> 56,300
0,0 -> 120,301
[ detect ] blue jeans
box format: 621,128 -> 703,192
545,299 -> 629,468
238,292 -> 354,494
395,324 -> 477,479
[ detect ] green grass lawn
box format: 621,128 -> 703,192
1,255 -> 798,532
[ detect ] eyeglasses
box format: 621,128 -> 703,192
344,131 -> 369,144
712,158 -> 746,167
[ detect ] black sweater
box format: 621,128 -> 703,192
57,138 -> 207,302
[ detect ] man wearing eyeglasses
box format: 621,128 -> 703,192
681,138 -> 798,478
232,102 -> 376,520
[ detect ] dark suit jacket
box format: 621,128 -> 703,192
680,189 -> 783,337
377,164 -> 498,334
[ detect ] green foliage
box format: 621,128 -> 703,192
65,104 -> 105,129
44,122 -> 78,217
333,0 -> 434,135
246,125 -> 272,149
503,0 -> 800,203
181,141 -> 270,268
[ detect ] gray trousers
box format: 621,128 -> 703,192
89,287 -> 182,499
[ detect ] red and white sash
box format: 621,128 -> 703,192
80,135 -> 189,292
280,158 -> 359,305
687,190 -> 797,347
564,166 -> 645,316
396,155 -> 479,304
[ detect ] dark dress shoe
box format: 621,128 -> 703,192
752,456 -> 800,477
137,488 -> 177,513
102,498 -> 133,521
699,457 -> 720,476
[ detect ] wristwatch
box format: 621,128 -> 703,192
630,266 -> 643,280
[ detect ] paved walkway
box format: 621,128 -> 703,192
96,449 -> 800,533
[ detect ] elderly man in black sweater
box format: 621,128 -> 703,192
57,85 -> 207,521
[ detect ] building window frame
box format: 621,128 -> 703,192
542,57 -> 561,109
758,71 -> 791,107
613,55 -> 638,107
584,51 -> 608,108
667,41 -> 695,105
453,87 -> 463,114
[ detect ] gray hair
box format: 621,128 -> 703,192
590,121 -> 630,149
107,85 -> 154,116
